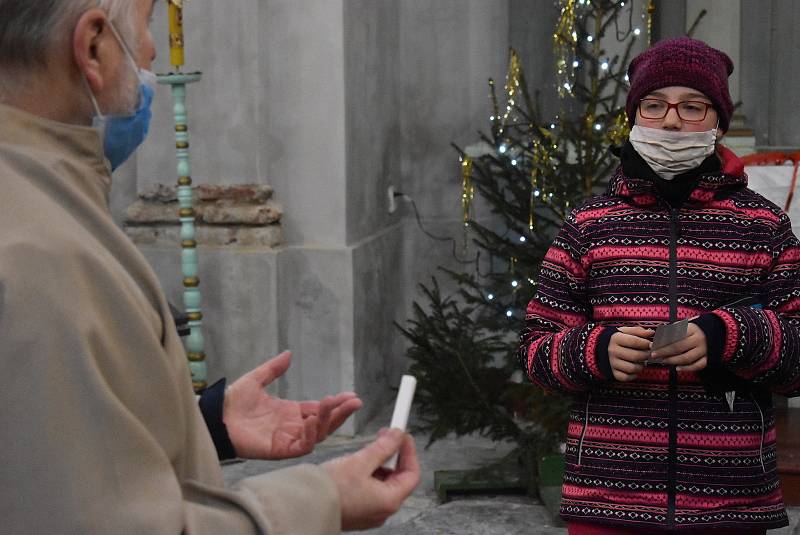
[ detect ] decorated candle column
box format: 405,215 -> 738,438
160,0 -> 207,390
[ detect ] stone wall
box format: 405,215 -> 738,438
114,0 -> 510,433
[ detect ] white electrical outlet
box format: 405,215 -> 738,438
387,185 -> 397,214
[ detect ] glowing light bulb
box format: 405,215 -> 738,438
487,293 -> 494,300
499,145 -> 507,154
587,35 -> 594,42
601,61 -> 609,70
550,123 -> 556,129
506,310 -> 513,317
511,280 -> 519,288
634,28 -> 641,36
573,60 -> 579,68
594,123 -> 602,131
519,236 -> 526,243
511,159 -> 517,166
534,189 -> 541,197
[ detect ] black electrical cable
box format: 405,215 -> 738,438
394,191 -> 479,266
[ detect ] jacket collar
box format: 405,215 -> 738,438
0,103 -> 110,180
607,142 -> 747,208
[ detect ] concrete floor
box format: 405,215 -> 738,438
222,408 -> 800,534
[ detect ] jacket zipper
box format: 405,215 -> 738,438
750,393 -> 766,474
667,207 -> 679,529
577,392 -> 592,467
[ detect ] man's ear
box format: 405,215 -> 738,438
72,9 -> 112,95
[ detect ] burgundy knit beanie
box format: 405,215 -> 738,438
626,37 -> 734,131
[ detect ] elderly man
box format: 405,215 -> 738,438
0,1 -> 419,533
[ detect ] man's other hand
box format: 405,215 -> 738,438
322,428 -> 420,530
223,351 -> 363,460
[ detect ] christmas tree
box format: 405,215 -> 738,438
400,0 -> 653,459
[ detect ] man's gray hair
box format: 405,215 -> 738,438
0,0 -> 138,69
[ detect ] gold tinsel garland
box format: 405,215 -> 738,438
461,156 -> 474,228
647,0 -> 655,46
528,139 -> 550,231
554,0 -> 578,98
606,110 -> 630,147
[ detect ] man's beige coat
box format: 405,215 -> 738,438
0,104 -> 340,534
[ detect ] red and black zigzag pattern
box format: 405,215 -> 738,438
518,146 -> 800,531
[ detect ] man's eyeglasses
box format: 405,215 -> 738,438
638,98 -> 713,122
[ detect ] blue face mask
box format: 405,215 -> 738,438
85,22 -> 157,171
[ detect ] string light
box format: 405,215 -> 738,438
572,59 -> 579,68
587,35 -> 594,42
511,159 -> 518,166
519,236 -> 526,243
601,61 -> 609,70
534,189 -> 541,197
487,293 -> 494,300
634,28 -> 641,36
499,144 -> 507,153
511,280 -> 519,288
550,123 -> 556,129
506,310 -> 513,317
563,82 -> 572,91
594,123 -> 602,130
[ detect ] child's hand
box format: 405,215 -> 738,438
608,327 -> 654,382
650,323 -> 708,372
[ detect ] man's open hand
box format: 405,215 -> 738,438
223,351 -> 363,460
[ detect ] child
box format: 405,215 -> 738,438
518,37 -> 800,534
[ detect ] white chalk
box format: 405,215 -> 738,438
381,374 -> 417,471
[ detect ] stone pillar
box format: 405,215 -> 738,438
653,0 -> 686,41
739,0 -> 771,148
761,0 -> 800,148
124,0 -> 513,433
687,1 -> 741,105
686,0 -> 755,155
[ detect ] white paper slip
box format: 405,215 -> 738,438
382,374 -> 417,471
725,391 -> 736,413
651,318 -> 689,352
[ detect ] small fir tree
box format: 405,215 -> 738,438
400,0 -> 651,458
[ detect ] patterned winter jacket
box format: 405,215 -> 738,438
518,144 -> 800,531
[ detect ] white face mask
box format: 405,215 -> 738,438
629,125 -> 717,181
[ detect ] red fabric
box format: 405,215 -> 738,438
567,521 -> 766,534
716,144 -> 744,178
